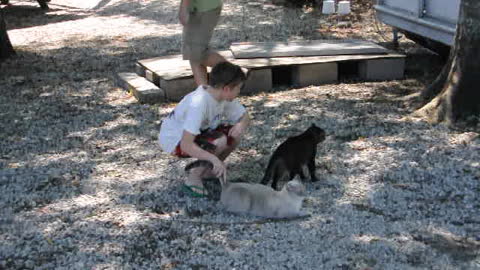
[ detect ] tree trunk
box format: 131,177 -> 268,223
0,6 -> 15,60
414,0 -> 480,126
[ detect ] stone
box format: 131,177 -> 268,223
358,58 -> 405,80
243,68 -> 272,94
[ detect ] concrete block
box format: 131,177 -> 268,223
145,69 -> 160,86
292,62 -> 338,87
160,77 -> 196,102
243,68 -> 272,94
359,58 -> 405,80
116,73 -> 166,104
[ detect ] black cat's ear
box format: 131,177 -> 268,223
311,123 -> 317,127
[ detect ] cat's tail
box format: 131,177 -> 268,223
260,158 -> 276,185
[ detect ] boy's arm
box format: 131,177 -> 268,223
228,112 -> 250,139
179,0 -> 190,26
180,130 -> 226,180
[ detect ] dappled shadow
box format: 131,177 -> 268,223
0,159 -> 90,212
0,31 -> 171,216
231,89 -> 479,267
1,0 -> 479,268
404,47 -> 445,80
95,0 -> 178,23
3,5 -> 88,30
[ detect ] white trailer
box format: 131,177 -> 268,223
374,0 -> 460,56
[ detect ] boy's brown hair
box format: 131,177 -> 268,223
209,62 -> 246,89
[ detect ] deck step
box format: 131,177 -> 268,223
115,72 -> 166,104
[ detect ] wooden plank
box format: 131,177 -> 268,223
230,40 -> 389,59
138,50 -> 405,81
227,51 -> 405,69
138,54 -> 193,81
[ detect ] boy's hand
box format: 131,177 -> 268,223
211,157 -> 227,184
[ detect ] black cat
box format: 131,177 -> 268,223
260,123 -> 326,190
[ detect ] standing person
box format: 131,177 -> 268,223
179,0 -> 227,86
159,62 -> 249,197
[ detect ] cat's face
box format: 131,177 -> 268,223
308,124 -> 326,143
285,178 -> 306,196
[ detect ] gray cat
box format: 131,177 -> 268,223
221,177 -> 307,218
185,160 -> 308,218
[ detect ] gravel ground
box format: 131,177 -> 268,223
1,0 -> 479,269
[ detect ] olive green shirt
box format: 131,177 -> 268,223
189,0 -> 222,12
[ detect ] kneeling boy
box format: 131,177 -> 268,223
158,62 -> 249,197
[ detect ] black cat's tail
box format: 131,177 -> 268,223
261,158 -> 281,186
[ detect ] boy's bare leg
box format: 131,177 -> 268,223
190,51 -> 227,86
200,138 -> 239,179
185,135 -> 230,184
217,139 -> 239,161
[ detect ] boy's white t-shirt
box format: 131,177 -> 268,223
158,85 -> 246,154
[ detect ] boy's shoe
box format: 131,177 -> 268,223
181,184 -> 209,198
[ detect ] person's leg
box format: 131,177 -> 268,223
195,132 -> 243,181
190,51 -> 226,86
184,6 -> 224,86
184,134 -> 228,192
214,125 -> 243,161
217,138 -> 238,161
189,61 -> 208,86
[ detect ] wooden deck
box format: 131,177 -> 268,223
117,40 -> 406,103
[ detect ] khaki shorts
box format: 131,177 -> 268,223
182,7 -> 222,62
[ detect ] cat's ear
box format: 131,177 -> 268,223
311,123 -> 317,128
286,181 -> 296,192
286,179 -> 305,195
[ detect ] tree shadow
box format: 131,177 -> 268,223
2,49 -> 478,268
3,5 -> 88,30
1,1 -> 479,268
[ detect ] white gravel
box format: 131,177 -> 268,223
1,0 -> 479,269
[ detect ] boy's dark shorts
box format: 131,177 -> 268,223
174,125 -> 234,158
